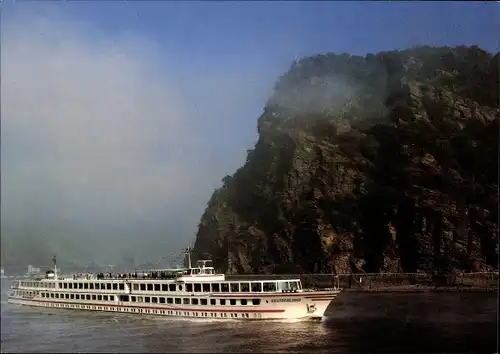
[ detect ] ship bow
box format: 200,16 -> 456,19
304,289 -> 341,318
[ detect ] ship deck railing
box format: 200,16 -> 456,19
59,269 -> 191,281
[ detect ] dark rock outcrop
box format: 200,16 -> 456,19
194,45 -> 499,275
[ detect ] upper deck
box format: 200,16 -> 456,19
13,257 -> 304,295
175,260 -> 225,282
13,255 -> 305,295
59,260 -> 226,282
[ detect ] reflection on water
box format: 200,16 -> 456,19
1,279 -> 497,353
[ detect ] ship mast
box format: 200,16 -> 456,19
52,255 -> 58,279
184,247 -> 192,269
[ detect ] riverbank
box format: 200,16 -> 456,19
342,285 -> 498,293
303,272 -> 498,293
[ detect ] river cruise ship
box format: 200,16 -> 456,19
8,253 -> 341,321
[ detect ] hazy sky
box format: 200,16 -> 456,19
1,1 -> 497,266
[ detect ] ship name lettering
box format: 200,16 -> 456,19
270,298 -> 301,303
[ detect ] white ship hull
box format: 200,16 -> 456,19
7,289 -> 339,320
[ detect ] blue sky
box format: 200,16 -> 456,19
1,1 -> 497,265
39,1 -> 500,57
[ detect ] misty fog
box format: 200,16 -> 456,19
0,6 -> 281,269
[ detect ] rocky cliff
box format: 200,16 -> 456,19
194,45 -> 499,276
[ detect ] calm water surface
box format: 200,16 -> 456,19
1,279 -> 497,353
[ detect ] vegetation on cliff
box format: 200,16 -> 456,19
194,45 -> 499,276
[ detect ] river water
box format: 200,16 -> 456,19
1,279 -> 497,353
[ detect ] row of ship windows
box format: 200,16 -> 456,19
132,282 -> 290,293
18,291 -> 262,306
20,282 -> 39,288
14,290 -> 117,302
45,303 -> 253,318
124,295 -> 261,306
51,283 -> 125,290
19,282 -> 124,290
22,281 -> 300,293
63,282 -> 124,290
40,292 -> 115,301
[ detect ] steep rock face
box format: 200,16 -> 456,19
194,46 -> 499,275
